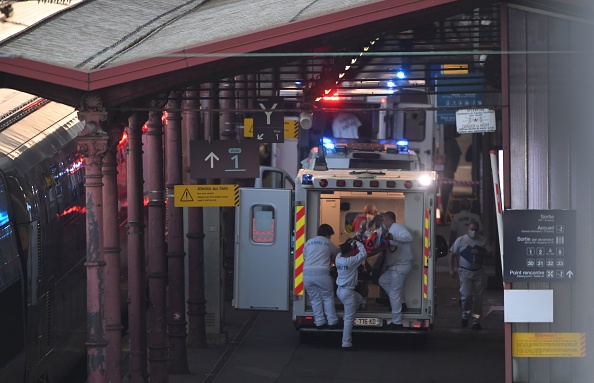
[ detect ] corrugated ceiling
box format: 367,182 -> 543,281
0,0 -> 380,70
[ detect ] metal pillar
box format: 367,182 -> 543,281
166,91 -> 190,374
146,97 -> 169,382
199,84 -> 226,345
183,87 -> 207,348
127,113 -> 148,383
219,80 -> 236,302
103,126 -> 125,383
76,92 -> 109,383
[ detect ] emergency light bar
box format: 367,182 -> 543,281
321,137 -> 409,153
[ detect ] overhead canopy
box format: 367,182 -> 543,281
0,0 -> 500,107
0,0 -> 590,109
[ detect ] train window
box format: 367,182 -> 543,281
251,205 -> 275,244
0,225 -> 20,291
0,180 -> 19,291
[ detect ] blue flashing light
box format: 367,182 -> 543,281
396,139 -> 409,154
0,210 -> 8,226
302,173 -> 314,185
322,137 -> 335,150
396,69 -> 406,80
387,80 -> 396,88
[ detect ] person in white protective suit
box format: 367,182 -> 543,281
303,224 -> 341,329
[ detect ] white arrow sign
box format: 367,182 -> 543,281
567,270 -> 574,278
257,134 -> 264,140
204,152 -> 219,168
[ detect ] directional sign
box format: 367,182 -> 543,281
434,72 -> 484,124
190,140 -> 259,179
254,126 -> 284,143
253,97 -> 284,130
174,184 -> 239,207
243,118 -> 299,139
503,210 -> 576,283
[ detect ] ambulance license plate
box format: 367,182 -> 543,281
354,317 -> 382,326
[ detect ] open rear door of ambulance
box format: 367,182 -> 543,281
233,188 -> 292,311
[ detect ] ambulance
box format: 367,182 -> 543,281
233,141 -> 448,339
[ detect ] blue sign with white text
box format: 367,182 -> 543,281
435,73 -> 484,124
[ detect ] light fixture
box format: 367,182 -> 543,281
300,111 -> 313,130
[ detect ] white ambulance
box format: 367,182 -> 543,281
234,141 -> 447,338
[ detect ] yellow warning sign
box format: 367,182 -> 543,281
243,118 -> 254,138
174,184 -> 239,207
243,118 -> 298,139
284,120 -> 299,139
512,333 -> 586,358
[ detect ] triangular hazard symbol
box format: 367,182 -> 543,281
180,188 -> 194,202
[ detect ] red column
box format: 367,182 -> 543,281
183,87 -> 207,348
77,135 -> 108,383
102,128 -> 124,383
127,113 -> 148,383
166,92 -> 190,373
77,93 -> 109,383
146,97 -> 169,382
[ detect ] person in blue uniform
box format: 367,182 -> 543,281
448,221 -> 492,330
303,224 -> 340,329
335,239 -> 367,350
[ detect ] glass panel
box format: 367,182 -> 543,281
345,212 -> 360,233
251,205 -> 275,244
0,224 -> 19,291
0,181 -> 9,227
403,111 -> 426,141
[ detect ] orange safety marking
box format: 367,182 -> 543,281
294,205 -> 305,295
423,208 -> 430,299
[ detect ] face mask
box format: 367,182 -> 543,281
468,230 -> 476,238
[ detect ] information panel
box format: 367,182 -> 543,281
503,210 -> 576,282
174,184 -> 239,207
512,333 -> 586,358
189,140 -> 259,179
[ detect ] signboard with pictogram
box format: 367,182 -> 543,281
503,210 -> 576,282
174,184 -> 239,207
455,109 -> 496,133
189,140 -> 259,179
243,118 -> 299,139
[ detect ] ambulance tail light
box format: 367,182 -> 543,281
318,179 -> 328,188
370,180 -> 379,187
408,319 -> 430,329
387,181 -> 396,188
296,316 -> 315,327
353,180 -> 363,187
336,180 -> 346,187
404,180 -> 413,189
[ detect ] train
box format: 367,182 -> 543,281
0,91 -> 129,383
